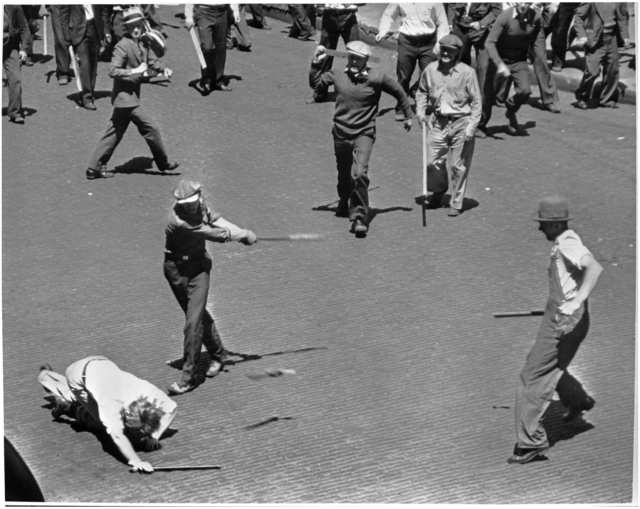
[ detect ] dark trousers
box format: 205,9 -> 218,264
575,32 -> 620,105
395,31 -> 436,111
2,41 -> 23,119
195,8 -> 228,87
333,127 -> 375,223
164,257 -> 226,385
529,30 -> 559,105
551,3 -> 578,65
288,5 -> 316,38
247,4 -> 268,28
48,6 -> 71,77
515,301 -> 591,449
23,15 -> 38,60
314,11 -> 359,100
73,20 -> 99,104
228,5 -> 251,48
88,106 -> 169,171
482,60 -> 531,128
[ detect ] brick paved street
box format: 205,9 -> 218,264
2,5 -> 636,504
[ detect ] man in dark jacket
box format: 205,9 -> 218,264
164,180 -> 257,395
3,5 -> 29,124
85,7 -> 178,179
574,2 -> 630,109
310,40 -> 413,236
447,3 -> 502,137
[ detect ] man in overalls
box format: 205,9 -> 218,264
509,196 -> 603,464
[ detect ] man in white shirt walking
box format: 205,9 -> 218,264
377,3 -> 449,121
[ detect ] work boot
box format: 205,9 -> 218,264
563,396 -> 595,423
167,380 -> 196,396
505,106 -> 519,135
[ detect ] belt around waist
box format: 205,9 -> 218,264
165,252 -> 204,262
401,32 -> 436,40
435,113 -> 469,122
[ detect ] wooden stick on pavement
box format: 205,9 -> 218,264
422,121 -> 427,227
493,310 -> 545,318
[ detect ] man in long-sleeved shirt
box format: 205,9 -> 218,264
573,2 -> 630,109
415,34 -> 481,217
164,180 -> 257,395
86,7 -> 178,179
309,40 -> 413,236
376,3 -> 449,121
484,2 -> 546,135
185,4 -> 240,93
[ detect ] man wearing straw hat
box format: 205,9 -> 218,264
309,40 -> 413,237
85,6 -> 178,179
415,34 -> 480,217
509,196 -> 603,464
164,180 -> 257,395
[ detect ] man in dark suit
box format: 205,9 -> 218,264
60,4 -> 105,110
85,7 -> 178,179
447,3 -> 502,137
574,2 -> 630,109
3,5 -> 30,124
47,5 -> 72,85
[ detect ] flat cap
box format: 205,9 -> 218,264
346,40 -> 372,58
439,34 -> 463,51
173,179 -> 202,203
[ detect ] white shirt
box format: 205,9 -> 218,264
83,4 -> 94,21
552,229 -> 592,302
378,3 -> 449,40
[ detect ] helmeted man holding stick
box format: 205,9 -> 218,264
164,179 -> 257,395
85,7 -> 178,179
309,40 -> 413,236
509,196 -> 603,464
38,356 -> 177,474
415,34 -> 481,217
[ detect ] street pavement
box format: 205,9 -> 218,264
2,5 -> 636,504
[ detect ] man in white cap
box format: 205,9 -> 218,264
415,34 -> 481,217
509,196 -> 603,464
38,356 -> 177,473
85,6 -> 178,179
309,40 -> 413,237
164,180 -> 257,395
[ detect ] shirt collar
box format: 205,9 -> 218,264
512,6 -> 533,23
437,60 -> 461,74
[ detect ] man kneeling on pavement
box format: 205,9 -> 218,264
38,356 -> 177,473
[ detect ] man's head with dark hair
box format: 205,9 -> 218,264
122,397 -> 165,443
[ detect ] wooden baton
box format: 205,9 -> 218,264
153,465 -> 221,471
189,26 -> 207,69
493,310 -> 545,318
260,234 -> 325,242
69,46 -> 82,93
325,48 -> 380,63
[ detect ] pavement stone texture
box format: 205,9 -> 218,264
2,5 -> 636,505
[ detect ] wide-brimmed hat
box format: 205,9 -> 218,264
346,40 -> 372,59
173,180 -> 202,203
123,6 -> 145,25
532,196 -> 573,222
439,34 -> 463,51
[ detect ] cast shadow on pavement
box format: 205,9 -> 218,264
368,205 -> 413,225
414,195 -> 480,213
112,156 -> 181,176
65,90 -> 111,107
485,120 -> 536,138
543,400 -> 595,447
2,107 -> 37,117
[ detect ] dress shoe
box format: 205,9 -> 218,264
306,96 -> 326,104
298,32 -> 317,41
83,101 -> 97,111
167,380 -> 196,395
599,101 -> 619,108
562,396 -> 595,423
214,84 -> 232,92
551,59 -> 563,72
475,127 -> 487,139
353,218 -> 368,235
505,107 -> 519,135
86,167 -> 114,179
395,110 -> 405,122
507,445 -> 549,464
238,44 -> 252,52
336,197 -> 349,217
206,360 -> 224,378
9,116 -> 25,124
24,59 -> 34,66
447,207 -> 462,217
160,161 -> 180,172
575,100 -> 589,110
543,102 -> 561,114
58,75 -> 70,86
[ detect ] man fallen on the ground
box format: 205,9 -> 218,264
38,356 -> 177,473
